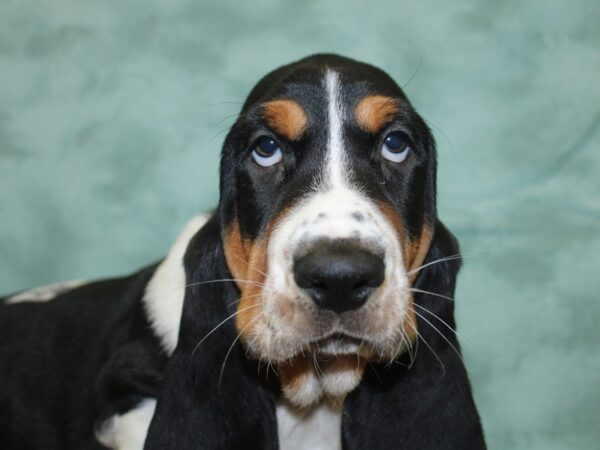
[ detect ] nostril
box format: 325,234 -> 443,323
306,280 -> 328,296
352,281 -> 368,290
351,280 -> 376,295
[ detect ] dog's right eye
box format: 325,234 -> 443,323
252,136 -> 283,167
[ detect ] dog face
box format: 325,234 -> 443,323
219,55 -> 437,406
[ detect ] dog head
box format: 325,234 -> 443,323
219,54 -> 437,407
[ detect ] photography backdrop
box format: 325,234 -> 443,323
1,1 -> 599,448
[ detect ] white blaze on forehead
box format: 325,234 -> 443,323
325,69 -> 346,189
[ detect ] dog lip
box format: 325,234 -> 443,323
309,332 -> 365,355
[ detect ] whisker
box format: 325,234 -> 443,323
405,318 -> 445,375
259,321 -> 276,375
214,112 -> 241,128
184,278 -> 265,289
228,251 -> 267,277
256,345 -> 277,379
410,288 -> 455,303
265,345 -> 276,377
367,361 -> 384,386
412,302 -> 471,348
422,117 -> 455,156
402,317 -> 419,369
411,307 -> 464,366
406,316 -> 419,369
210,123 -> 236,141
313,352 -> 324,377
358,336 -> 368,370
408,250 -> 487,277
191,304 -> 261,355
401,55 -> 422,90
388,327 -> 411,368
151,278 -> 266,295
397,331 -> 411,367
407,254 -> 464,276
218,313 -> 262,389
226,292 -> 264,308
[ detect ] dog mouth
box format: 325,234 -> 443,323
308,332 -> 368,357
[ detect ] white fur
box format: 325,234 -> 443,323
96,397 -> 343,450
325,69 -> 346,188
96,398 -> 156,450
281,367 -> 323,408
143,214 -> 210,354
276,400 -> 342,450
5,280 -> 86,304
319,367 -> 362,399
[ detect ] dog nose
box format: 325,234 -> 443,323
293,245 -> 385,313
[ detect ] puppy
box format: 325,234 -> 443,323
0,54 -> 485,449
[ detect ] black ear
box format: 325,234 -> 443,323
342,220 -> 486,450
144,216 -> 278,450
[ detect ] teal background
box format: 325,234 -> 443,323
1,1 -> 599,448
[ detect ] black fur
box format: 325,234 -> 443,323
1,54 -> 485,449
145,216 -> 278,449
0,267 -> 166,449
342,221 -> 486,449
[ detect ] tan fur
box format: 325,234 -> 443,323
355,95 -> 399,133
263,99 -> 308,141
223,206 -> 294,345
377,201 -> 433,344
279,354 -> 367,407
377,201 -> 433,274
279,355 -> 320,406
222,220 -> 267,334
406,226 -> 433,283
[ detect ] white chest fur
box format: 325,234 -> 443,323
98,398 -> 342,450
276,400 -> 342,450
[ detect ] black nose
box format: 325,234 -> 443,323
293,244 -> 385,314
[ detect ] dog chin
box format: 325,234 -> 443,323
280,351 -> 367,409
276,335 -> 372,408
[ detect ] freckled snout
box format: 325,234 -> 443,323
293,243 -> 385,314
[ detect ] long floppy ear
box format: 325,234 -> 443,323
144,215 -> 278,450
342,220 -> 486,450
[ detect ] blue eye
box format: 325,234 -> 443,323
381,132 -> 410,163
252,136 -> 283,167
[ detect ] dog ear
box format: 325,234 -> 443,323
144,216 -> 278,450
342,220 -> 486,450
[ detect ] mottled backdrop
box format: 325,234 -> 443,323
1,1 -> 598,448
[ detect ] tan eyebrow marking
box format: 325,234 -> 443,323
262,99 -> 308,141
355,95 -> 399,133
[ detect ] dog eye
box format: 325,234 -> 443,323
381,132 -> 410,163
252,136 -> 283,167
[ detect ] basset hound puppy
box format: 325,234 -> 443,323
0,54 -> 486,449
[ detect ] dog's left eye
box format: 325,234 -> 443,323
381,132 -> 411,163
252,136 -> 283,167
